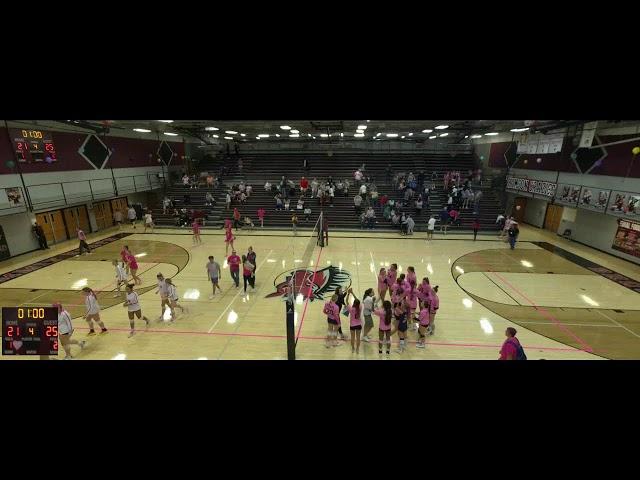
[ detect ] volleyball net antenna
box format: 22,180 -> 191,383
286,211 -> 326,360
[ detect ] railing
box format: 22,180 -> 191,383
23,172 -> 163,211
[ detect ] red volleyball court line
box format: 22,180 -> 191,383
294,245 -> 324,342
71,325 -> 582,353
467,251 -> 594,353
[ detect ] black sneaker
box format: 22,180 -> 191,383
100,328 -> 108,334
87,330 -> 96,336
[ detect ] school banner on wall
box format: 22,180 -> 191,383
506,175 -> 557,197
578,187 -> 610,212
554,184 -> 582,206
607,191 -> 640,218
612,218 -> 640,258
0,225 -> 10,260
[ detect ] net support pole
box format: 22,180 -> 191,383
285,275 -> 296,360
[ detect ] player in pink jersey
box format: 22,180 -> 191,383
224,225 -> 235,256
323,294 -> 341,348
405,280 -> 419,330
192,218 -> 202,246
257,208 -> 266,228
391,274 -> 406,297
377,268 -> 388,301
406,266 -> 417,286
386,263 -> 398,289
374,300 -> 393,355
428,286 -> 440,335
126,253 -> 142,285
418,277 -> 434,303
416,299 -> 431,348
390,294 -> 409,353
345,288 -> 363,354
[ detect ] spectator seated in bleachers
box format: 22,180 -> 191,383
205,192 -> 215,206
297,197 -> 305,210
354,194 -> 363,214
300,177 -> 309,195
365,207 -> 376,229
383,202 -> 392,221
370,189 -> 379,207
343,179 -> 350,197
449,208 -> 461,226
264,181 -> 272,192
415,196 -> 423,214
239,192 -> 247,204
391,210 -> 401,227
182,174 -> 190,188
243,216 -> 255,230
275,194 -> 284,211
284,198 -> 291,211
311,178 -> 319,197
304,206 -> 311,222
246,184 -> 252,197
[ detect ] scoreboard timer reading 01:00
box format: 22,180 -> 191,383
2,307 -> 59,356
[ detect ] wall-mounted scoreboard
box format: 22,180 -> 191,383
9,129 -> 57,163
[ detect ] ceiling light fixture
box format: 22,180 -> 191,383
386,133 -> 398,138
320,134 -> 328,137
439,132 -> 449,137
354,133 -> 365,137
471,134 -> 482,139
224,136 -> 233,140
401,136 -> 406,139
212,135 -> 219,138
408,133 -> 413,136
133,128 -> 151,133
280,126 -> 291,130
240,133 -> 246,137
163,132 -> 178,136
485,132 -> 499,136
205,127 -> 219,131
291,129 -> 299,134
275,134 -> 280,137
357,125 -> 367,130
157,120 -> 173,123
429,135 -> 437,139
258,134 -> 269,138
510,127 -> 530,132
290,134 -> 300,138
422,129 -> 433,133
225,130 -> 238,135
435,125 -> 449,130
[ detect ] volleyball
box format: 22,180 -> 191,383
516,205 -> 521,210
536,158 -> 542,164
632,146 -> 640,155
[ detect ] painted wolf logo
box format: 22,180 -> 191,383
266,266 -> 351,301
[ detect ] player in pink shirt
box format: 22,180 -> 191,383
126,253 -> 142,285
224,225 -> 235,255
76,228 -> 92,255
323,294 -> 341,348
418,277 -> 434,303
192,219 -> 202,246
391,274 -> 406,297
377,268 -> 388,301
227,250 -> 241,288
405,280 -> 419,330
345,288 -> 363,354
406,266 -> 417,286
499,327 -> 522,360
428,286 -> 439,335
374,300 -> 393,355
257,208 -> 266,228
386,264 -> 398,289
417,300 -> 431,348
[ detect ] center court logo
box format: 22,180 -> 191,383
266,266 -> 351,301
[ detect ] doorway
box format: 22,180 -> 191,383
63,206 -> 90,238
544,204 -> 564,233
35,210 -> 67,244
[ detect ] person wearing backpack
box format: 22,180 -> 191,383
499,327 -> 527,360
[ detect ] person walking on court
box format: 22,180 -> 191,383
508,221 -> 519,249
207,256 -> 222,299
155,273 -> 171,321
247,246 -> 257,274
54,302 -> 86,359
164,278 -> 186,320
125,251 -> 142,285
123,283 -> 149,337
112,259 -> 127,297
77,228 -> 91,255
127,206 -> 137,229
499,327 -> 526,360
227,250 -> 241,288
472,218 -> 480,241
291,212 -> 299,236
427,215 -> 436,241
82,287 -> 107,336
241,255 -> 255,295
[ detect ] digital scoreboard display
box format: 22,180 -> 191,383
2,307 -> 58,356
9,129 -> 57,163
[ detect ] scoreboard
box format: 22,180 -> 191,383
9,129 -> 57,163
2,307 -> 58,356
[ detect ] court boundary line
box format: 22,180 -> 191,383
481,272 -> 521,305
594,310 -> 640,339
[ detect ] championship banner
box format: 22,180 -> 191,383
578,187 -> 610,212
612,218 -> 640,258
607,191 -> 640,218
554,184 -> 582,206
506,175 -> 557,197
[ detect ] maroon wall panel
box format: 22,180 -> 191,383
0,127 -> 185,175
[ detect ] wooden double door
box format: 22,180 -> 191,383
94,200 -> 113,230
35,210 -> 67,244
544,204 -> 563,233
110,197 -> 129,222
63,206 -> 91,238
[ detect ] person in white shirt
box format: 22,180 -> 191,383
143,211 -> 154,233
264,181 -> 272,192
127,207 -> 137,229
427,216 -> 436,241
328,186 -> 335,206
162,197 -> 171,214
155,273 -> 171,321
123,283 -> 149,337
54,303 -> 86,359
359,183 -> 367,196
406,215 -> 415,235
82,287 -> 107,335
164,278 -> 186,321
112,260 -> 128,297
354,194 -> 363,214
182,174 -> 190,187
225,192 -> 231,210
246,185 -> 253,197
